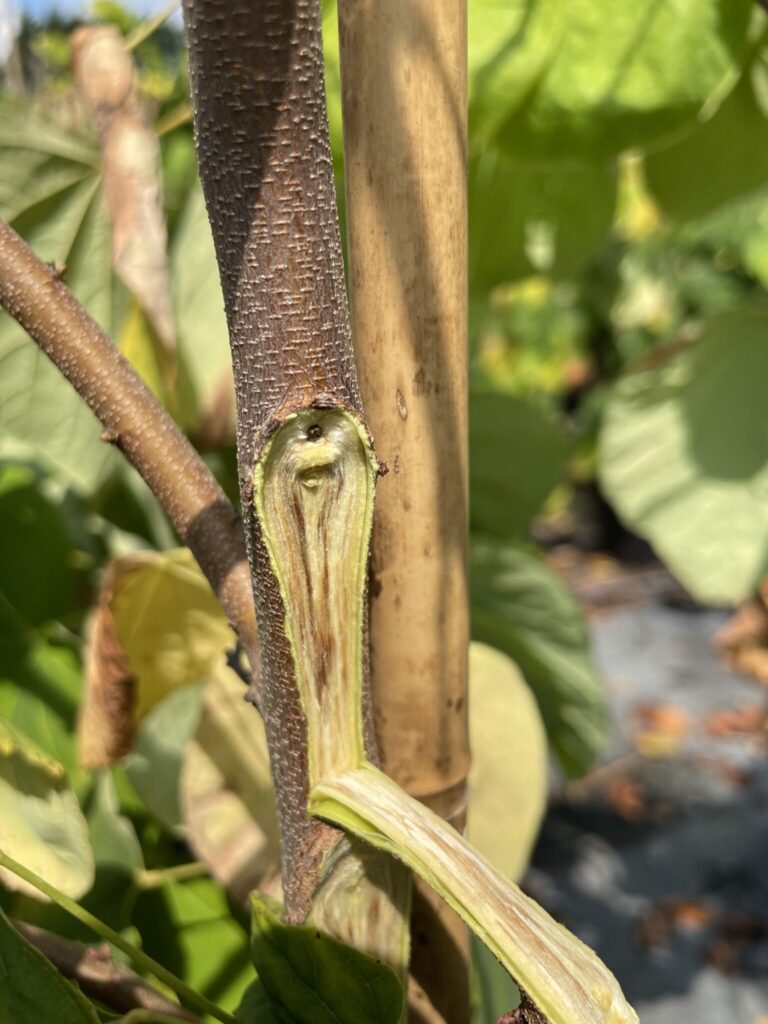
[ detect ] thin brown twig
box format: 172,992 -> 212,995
0,219 -> 261,706
12,920 -> 202,1022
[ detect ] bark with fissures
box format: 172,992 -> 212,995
183,0 -> 370,919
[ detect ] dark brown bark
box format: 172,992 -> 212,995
183,0 -> 368,918
0,220 -> 260,695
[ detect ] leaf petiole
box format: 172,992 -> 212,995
0,849 -> 235,1024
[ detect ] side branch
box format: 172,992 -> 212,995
12,921 -> 201,1023
0,219 -> 260,699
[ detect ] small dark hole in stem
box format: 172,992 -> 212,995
306,424 -> 323,441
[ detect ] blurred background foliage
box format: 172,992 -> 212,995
0,0 -> 767,1020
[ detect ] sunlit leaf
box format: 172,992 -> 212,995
0,104 -> 117,491
133,876 -> 254,1014
469,0 -> 753,163
599,309 -> 768,604
469,151 -> 617,287
467,643 -> 547,885
646,63 -> 768,222
79,549 -> 236,770
110,549 -> 235,719
0,718 -> 94,901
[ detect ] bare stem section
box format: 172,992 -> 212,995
0,220 -> 259,687
310,766 -> 639,1024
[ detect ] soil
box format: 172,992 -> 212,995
526,551 -> 768,1024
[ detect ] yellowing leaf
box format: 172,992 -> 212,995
0,718 -> 94,901
181,669 -> 280,903
467,643 -> 547,885
79,549 -> 236,769
111,548 -> 234,720
117,300 -> 169,407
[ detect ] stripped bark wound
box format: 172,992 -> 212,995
183,0 -> 375,921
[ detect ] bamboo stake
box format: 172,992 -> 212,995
338,0 -> 470,1016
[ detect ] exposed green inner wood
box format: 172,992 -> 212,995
253,408 -> 376,787
310,765 -> 639,1024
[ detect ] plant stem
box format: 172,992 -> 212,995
0,219 -> 260,704
125,0 -> 180,51
135,862 -> 208,889
0,836 -> 234,1023
310,766 -> 639,1024
12,920 -> 201,1023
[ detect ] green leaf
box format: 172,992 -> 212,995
0,464 -> 76,627
236,980 -> 296,1024
171,182 -> 233,434
469,0 -> 753,163
0,638 -> 81,774
0,101 -> 118,492
0,906 -> 100,1023
133,876 -> 254,1015
123,684 -> 205,831
249,892 -> 404,1024
469,151 -> 617,287
472,937 -> 520,1024
83,771 -> 143,931
470,390 -> 568,538
646,62 -> 768,222
0,718 -> 94,901
599,309 -> 768,604
470,537 -> 608,777
467,643 -> 547,885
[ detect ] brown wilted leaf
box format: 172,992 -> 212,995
715,590 -> 768,687
631,702 -> 691,758
635,898 -> 712,951
77,564 -> 136,770
704,704 -> 768,738
606,778 -> 647,821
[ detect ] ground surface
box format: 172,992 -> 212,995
527,564 -> 768,1024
